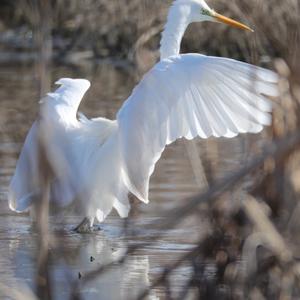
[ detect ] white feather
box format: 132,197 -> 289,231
117,54 -> 278,203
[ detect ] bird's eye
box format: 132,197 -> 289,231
201,8 -> 211,16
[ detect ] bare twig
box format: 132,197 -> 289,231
243,195 -> 292,264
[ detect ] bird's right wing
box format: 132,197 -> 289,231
8,78 -> 92,212
117,54 -> 278,203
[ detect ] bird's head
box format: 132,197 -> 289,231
178,0 -> 253,32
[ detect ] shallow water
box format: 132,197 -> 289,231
0,63 -> 267,299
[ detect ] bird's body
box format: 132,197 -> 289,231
8,0 -> 278,231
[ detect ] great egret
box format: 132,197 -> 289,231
8,0 -> 278,232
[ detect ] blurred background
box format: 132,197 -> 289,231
0,0 -> 300,299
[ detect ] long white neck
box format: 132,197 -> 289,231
160,3 -> 190,60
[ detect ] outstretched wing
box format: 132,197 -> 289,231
117,54 -> 278,203
9,78 -> 91,212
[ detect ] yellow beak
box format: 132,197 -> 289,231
213,12 -> 254,32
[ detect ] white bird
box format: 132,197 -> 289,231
8,0 -> 278,232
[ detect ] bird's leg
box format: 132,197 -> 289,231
74,216 -> 96,233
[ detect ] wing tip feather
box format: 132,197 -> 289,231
55,78 -> 91,92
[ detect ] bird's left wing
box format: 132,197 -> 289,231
117,54 -> 278,203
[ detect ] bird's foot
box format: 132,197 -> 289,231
73,217 -> 100,233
